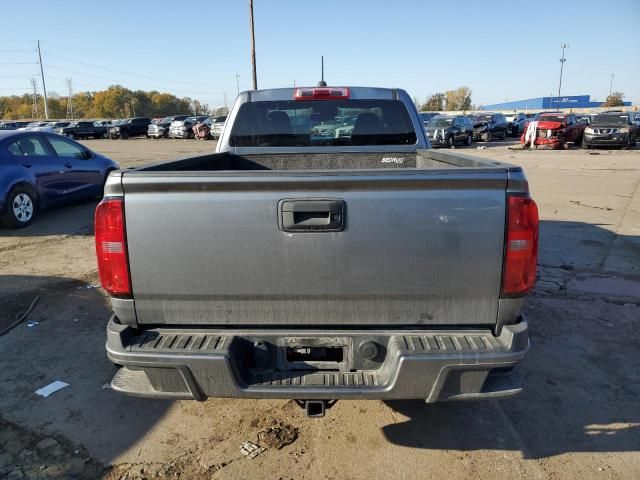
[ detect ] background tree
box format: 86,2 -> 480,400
0,85 -> 217,119
444,86 -> 472,111
420,92 -> 445,111
602,91 -> 625,107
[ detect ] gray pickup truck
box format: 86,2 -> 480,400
98,86 -> 538,417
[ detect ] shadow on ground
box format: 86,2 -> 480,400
382,221 -> 639,458
0,275 -> 173,467
0,200 -> 98,238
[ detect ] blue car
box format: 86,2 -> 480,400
0,130 -> 119,228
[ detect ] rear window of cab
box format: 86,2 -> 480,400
229,99 -> 417,147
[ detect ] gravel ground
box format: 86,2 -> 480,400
0,138 -> 638,479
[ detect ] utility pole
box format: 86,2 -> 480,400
223,92 -> 228,112
235,74 -> 240,96
557,43 -> 569,110
249,0 -> 257,90
37,40 -> 49,119
30,77 -> 39,119
609,73 -> 615,98
65,78 -> 74,119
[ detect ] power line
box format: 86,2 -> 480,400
43,51 -> 234,88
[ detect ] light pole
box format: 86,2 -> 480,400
557,43 -> 569,110
609,73 -> 615,98
249,0 -> 257,90
235,74 -> 240,96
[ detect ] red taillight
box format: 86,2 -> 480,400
95,198 -> 131,297
501,195 -> 539,297
294,87 -> 350,100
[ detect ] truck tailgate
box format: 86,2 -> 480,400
122,171 -> 506,326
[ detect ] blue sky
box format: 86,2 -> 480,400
1,0 -> 638,108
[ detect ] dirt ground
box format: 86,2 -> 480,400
0,138 -> 638,480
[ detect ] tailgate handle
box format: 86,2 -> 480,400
279,199 -> 345,232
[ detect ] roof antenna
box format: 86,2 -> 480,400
317,56 -> 327,87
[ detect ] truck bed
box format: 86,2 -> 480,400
132,149 -> 510,172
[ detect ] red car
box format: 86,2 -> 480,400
521,112 -> 586,149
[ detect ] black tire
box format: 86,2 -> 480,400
501,129 -> 507,140
447,135 -> 455,148
163,129 -> 170,139
188,130 -> 195,139
465,133 -> 472,146
2,187 -> 37,228
120,130 -> 129,140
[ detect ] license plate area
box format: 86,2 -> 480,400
284,337 -> 350,371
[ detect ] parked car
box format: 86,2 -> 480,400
209,116 -> 227,139
424,115 -> 473,147
521,112 -> 586,149
505,113 -> 529,136
0,130 -> 119,228
100,86 -> 538,416
94,120 -> 113,130
576,115 -> 592,125
0,121 -> 31,130
168,115 -> 208,139
468,113 -> 509,141
109,117 -> 151,139
147,115 -> 189,139
419,112 -> 439,126
583,111 -> 638,148
18,121 -> 50,131
57,121 -> 107,139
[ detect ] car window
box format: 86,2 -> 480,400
230,99 -> 417,147
8,136 -> 49,157
47,136 -> 87,159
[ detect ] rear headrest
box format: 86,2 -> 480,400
266,111 -> 292,135
351,113 -> 383,145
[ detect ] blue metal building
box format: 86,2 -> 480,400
481,95 -> 631,110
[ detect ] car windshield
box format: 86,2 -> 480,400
229,99 -> 417,147
429,117 -> 453,127
538,115 -> 566,123
470,115 -> 492,123
592,114 -> 628,125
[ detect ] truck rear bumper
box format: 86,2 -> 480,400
106,316 -> 529,402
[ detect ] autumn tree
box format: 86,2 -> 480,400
420,93 -> 445,111
444,87 -> 472,111
0,85 -> 219,120
602,91 -> 625,107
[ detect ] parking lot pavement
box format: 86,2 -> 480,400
0,140 -> 638,480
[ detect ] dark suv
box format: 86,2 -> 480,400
57,121 -> 107,139
109,117 -> 151,139
468,113 -> 509,142
583,111 -> 638,148
424,115 -> 473,147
